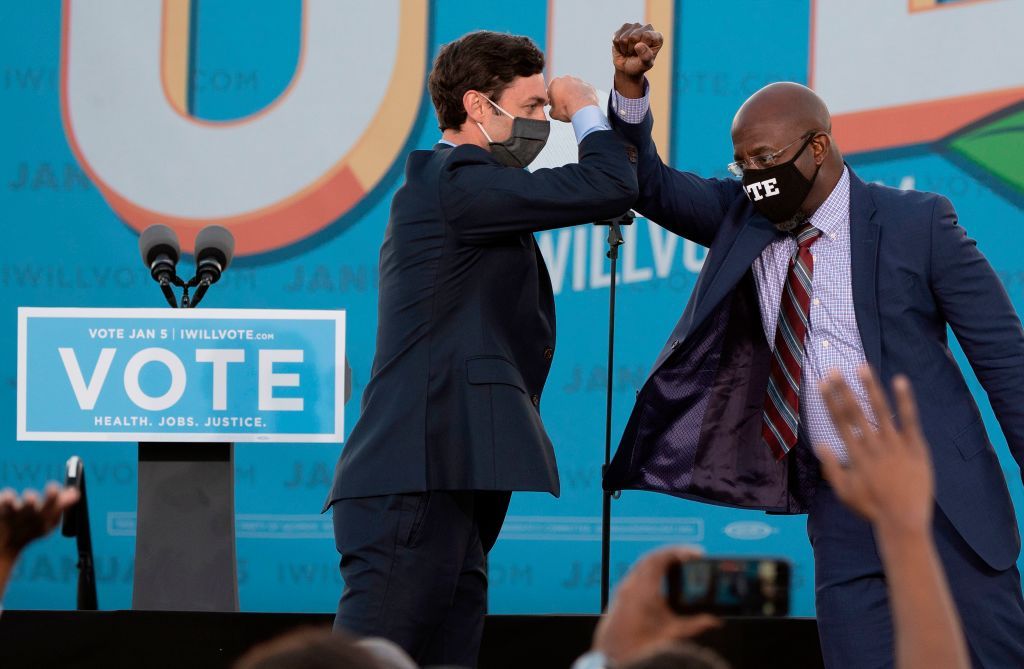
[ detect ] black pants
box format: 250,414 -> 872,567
331,491 -> 511,667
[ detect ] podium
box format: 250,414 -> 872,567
17,307 -> 347,612
134,442 -> 238,610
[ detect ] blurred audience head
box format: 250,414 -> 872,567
621,641 -> 731,669
233,628 -> 383,669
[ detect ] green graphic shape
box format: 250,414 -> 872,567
947,107 -> 1024,196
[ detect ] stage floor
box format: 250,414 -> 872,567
0,611 -> 823,668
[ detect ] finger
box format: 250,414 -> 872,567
39,484 -> 63,518
0,489 -> 17,517
634,42 -> 653,64
641,30 -> 665,51
858,365 -> 895,437
57,488 -> 81,510
614,22 -> 638,41
815,444 -> 853,500
670,614 -> 722,639
623,25 -> 645,50
614,23 -> 639,54
20,489 -> 40,509
814,443 -> 841,482
827,463 -> 857,510
831,373 -> 879,457
630,545 -> 705,585
820,374 -> 866,464
892,375 -> 927,455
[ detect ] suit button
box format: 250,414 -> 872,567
543,346 -> 553,360
671,340 -> 680,349
530,394 -> 540,407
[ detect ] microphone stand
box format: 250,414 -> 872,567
135,258 -> 238,611
61,456 -> 97,610
593,210 -> 634,611
157,272 -> 214,309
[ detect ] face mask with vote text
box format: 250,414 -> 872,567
741,134 -> 823,226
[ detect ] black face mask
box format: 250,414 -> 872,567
741,134 -> 823,227
477,96 -> 550,168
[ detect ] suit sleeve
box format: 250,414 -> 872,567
930,195 -> 1024,480
439,130 -> 638,244
608,102 -> 740,248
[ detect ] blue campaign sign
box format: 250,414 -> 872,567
17,308 -> 345,443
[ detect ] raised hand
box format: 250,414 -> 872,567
816,366 -> 934,535
592,546 -> 721,665
0,482 -> 80,560
547,75 -> 600,123
612,22 -> 663,98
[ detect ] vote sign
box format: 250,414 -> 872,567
17,308 -> 345,442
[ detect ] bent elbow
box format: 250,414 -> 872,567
600,172 -> 639,219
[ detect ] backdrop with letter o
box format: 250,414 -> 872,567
2,0 -> 1022,615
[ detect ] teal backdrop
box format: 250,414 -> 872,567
2,0 -> 1022,617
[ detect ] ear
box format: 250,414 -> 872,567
463,90 -> 487,125
812,133 -> 832,165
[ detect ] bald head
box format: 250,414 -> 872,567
730,82 -> 843,221
733,82 -> 830,138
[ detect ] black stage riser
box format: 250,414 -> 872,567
0,611 -> 822,669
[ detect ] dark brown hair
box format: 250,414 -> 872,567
427,30 -> 544,131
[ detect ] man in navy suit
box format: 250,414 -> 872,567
324,31 -> 638,666
603,24 -> 1024,668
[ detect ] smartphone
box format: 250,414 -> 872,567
665,557 -> 791,617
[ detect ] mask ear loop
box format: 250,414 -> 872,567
482,94 -> 515,119
473,92 -> 513,143
476,122 -> 494,143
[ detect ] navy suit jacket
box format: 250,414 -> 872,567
604,108 -> 1024,571
326,130 -> 638,507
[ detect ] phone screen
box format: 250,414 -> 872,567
665,557 -> 791,617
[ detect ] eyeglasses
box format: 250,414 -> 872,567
726,131 -> 822,178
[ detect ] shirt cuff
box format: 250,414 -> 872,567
610,78 -> 650,124
570,105 -> 612,143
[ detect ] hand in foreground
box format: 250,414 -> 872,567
593,546 -> 721,665
816,366 -> 934,534
612,23 -> 663,97
0,483 -> 80,561
547,75 -> 600,123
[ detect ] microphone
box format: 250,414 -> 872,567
139,224 -> 181,285
188,225 -> 235,307
194,225 -> 235,286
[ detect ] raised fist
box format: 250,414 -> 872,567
613,22 -> 663,97
547,75 -> 600,123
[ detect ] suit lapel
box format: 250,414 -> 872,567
848,171 -> 881,371
688,212 -> 783,331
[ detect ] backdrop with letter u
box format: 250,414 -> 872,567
2,0 -> 1022,615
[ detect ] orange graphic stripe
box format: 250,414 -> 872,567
160,0 -> 191,116
831,87 -> 1024,154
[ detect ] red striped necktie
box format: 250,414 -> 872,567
762,223 -> 822,460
